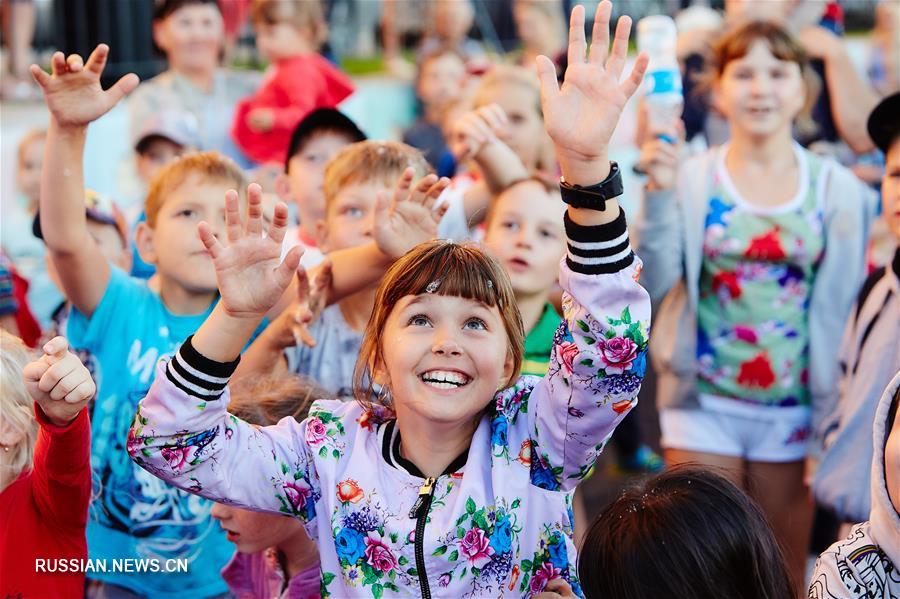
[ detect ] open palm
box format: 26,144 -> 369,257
31,44 -> 139,128
537,1 -> 648,163
373,169 -> 450,260
199,184 -> 301,319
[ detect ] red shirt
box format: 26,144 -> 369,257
232,54 -> 355,164
0,407 -> 91,598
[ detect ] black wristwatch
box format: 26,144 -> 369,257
559,162 -> 623,211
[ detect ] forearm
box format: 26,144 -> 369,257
473,142 -> 529,194
233,328 -> 288,380
320,242 -> 392,305
193,303 -> 263,363
41,122 -> 91,253
822,50 -> 878,154
32,406 -> 92,526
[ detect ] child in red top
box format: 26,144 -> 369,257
0,333 -> 95,598
232,0 -> 355,165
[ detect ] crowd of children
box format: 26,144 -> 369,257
1,0 -> 898,598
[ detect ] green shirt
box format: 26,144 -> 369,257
521,302 -> 562,377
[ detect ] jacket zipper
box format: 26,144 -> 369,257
409,476 -> 437,599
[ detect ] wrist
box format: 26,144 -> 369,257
556,148 -> 611,186
49,118 -> 88,137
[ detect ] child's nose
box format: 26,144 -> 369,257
210,503 -> 229,520
431,331 -> 463,356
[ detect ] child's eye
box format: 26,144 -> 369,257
341,207 -> 364,218
408,314 -> 431,327
540,228 -> 556,239
501,221 -> 518,231
177,209 -> 198,218
464,318 -> 487,331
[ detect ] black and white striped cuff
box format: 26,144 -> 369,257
564,210 -> 634,275
165,335 -> 239,400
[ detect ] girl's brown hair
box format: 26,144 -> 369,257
352,240 -> 525,408
228,373 -> 334,427
705,20 -> 821,137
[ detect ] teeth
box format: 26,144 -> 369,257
421,370 -> 470,387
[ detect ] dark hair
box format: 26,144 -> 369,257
153,0 -> 220,21
284,109 -> 367,173
578,465 -> 793,599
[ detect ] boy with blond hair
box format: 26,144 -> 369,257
31,44 -> 448,597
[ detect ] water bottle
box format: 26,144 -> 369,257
637,15 -> 682,144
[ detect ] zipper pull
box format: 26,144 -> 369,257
409,477 -> 437,519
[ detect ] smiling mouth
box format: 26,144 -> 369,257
419,370 -> 472,389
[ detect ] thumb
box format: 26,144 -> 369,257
42,336 -> 69,363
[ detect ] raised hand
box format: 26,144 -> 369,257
373,168 -> 450,260
198,184 -> 303,320
30,44 -> 139,129
449,104 -> 510,163
637,121 -> 684,191
267,261 -> 333,349
23,337 -> 96,427
537,1 -> 648,184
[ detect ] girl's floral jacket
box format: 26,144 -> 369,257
128,211 -> 651,598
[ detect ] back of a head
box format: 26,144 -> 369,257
227,372 -> 334,427
0,331 -> 38,478
285,108 -> 366,171
578,465 -> 793,599
322,140 -> 431,206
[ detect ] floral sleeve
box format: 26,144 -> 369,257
127,337 -> 322,527
496,210 -> 651,492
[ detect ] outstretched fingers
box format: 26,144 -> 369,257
606,13 -> 633,81
567,4 -> 587,67
390,167 -> 416,208
85,44 -> 109,74
224,189 -> 243,243
66,53 -> 84,73
245,183 -> 264,237
273,246 -> 303,292
409,174 -> 439,205
620,52 -> 649,100
197,221 -> 225,260
266,200 -> 290,245
589,0 -> 613,66
421,177 -> 450,212
50,51 -> 66,76
107,73 -> 140,104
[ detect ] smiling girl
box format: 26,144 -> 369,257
127,3 -> 650,596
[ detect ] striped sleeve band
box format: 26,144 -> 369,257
564,209 -> 634,275
165,335 -> 240,400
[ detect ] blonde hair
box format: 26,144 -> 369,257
0,331 -> 38,479
228,373 -> 334,427
322,141 -> 432,207
144,151 -> 247,228
352,240 -> 524,408
17,129 -> 47,164
251,0 -> 328,47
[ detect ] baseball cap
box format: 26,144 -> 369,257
866,92 -> 900,155
134,110 -> 201,154
33,189 -> 129,247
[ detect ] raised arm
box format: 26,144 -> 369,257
30,45 -> 138,317
514,1 -> 651,491
22,336 -> 95,527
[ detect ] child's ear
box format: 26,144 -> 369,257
371,355 -> 390,388
499,350 -> 516,389
134,221 -> 159,265
314,219 -> 329,252
275,173 -> 292,202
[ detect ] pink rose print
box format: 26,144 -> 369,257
458,527 -> 495,569
364,532 -> 398,573
305,417 -> 327,446
160,445 -> 197,472
529,562 -> 563,593
597,336 -> 638,375
126,428 -> 143,456
557,341 -> 579,375
283,480 -> 312,512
